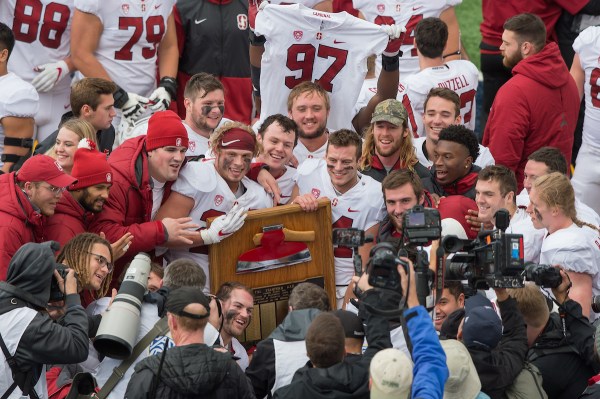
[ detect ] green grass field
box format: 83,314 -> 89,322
455,0 -> 483,70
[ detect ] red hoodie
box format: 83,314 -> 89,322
0,173 -> 46,280
483,42 -> 579,191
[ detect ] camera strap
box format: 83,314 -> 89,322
97,316 -> 169,399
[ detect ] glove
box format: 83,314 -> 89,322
201,204 -> 247,245
380,24 -> 406,57
148,87 -> 171,112
121,92 -> 149,124
31,60 -> 69,92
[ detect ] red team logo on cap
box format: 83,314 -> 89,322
215,195 -> 224,206
176,138 -> 182,147
311,188 -> 320,198
377,4 -> 385,13
237,14 -> 248,30
293,30 -> 303,41
106,173 -> 112,183
54,161 -> 63,171
121,4 -> 129,14
332,198 -> 338,207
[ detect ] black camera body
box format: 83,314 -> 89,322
367,242 -> 409,294
49,264 -> 69,302
524,263 -> 562,288
402,205 -> 441,245
445,229 -> 525,289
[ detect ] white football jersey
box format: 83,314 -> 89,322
0,73 -> 39,168
413,136 -> 495,169
573,26 -> 600,149
255,4 -> 389,131
398,60 -> 479,136
0,0 -> 74,92
74,0 -> 175,97
293,138 -> 328,165
183,122 -> 209,158
352,0 -> 461,77
541,223 -> 600,318
276,166 -> 297,204
166,160 -> 273,286
295,158 -> 386,285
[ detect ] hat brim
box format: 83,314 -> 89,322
46,173 -> 78,188
370,115 -> 404,127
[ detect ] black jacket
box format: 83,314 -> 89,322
422,165 -> 481,200
467,296 -> 528,399
272,290 -> 393,399
125,343 -> 256,399
245,308 -> 321,398
360,154 -> 430,183
0,242 -> 89,391
529,300 -> 600,399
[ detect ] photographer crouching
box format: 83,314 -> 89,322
0,242 -> 88,398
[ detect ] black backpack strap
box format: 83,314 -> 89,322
0,334 -> 18,399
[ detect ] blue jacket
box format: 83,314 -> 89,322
406,306 -> 448,399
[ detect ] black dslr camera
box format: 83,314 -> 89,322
523,263 -> 562,288
367,242 -> 410,294
444,209 -> 525,289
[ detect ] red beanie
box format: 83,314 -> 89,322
69,139 -> 112,191
145,110 -> 189,151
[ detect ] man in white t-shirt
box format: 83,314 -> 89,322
570,26 -> 600,214
70,0 -> 178,137
471,165 -> 544,263
291,129 -> 386,307
156,122 -> 273,286
413,87 -> 494,170
0,23 -> 38,174
0,0 -> 72,141
398,17 -> 479,136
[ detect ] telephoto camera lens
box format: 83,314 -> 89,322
94,253 -> 151,359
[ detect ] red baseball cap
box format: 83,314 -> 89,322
17,155 -> 77,188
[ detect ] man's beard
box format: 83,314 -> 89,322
298,123 -> 327,139
502,51 -> 522,69
79,190 -> 103,213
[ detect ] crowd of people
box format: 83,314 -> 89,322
0,0 -> 600,398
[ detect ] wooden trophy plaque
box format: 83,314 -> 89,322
208,199 -> 334,343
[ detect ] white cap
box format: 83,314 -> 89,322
370,348 -> 412,399
441,339 -> 481,399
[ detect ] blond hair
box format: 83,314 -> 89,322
359,123 -> 419,171
46,119 -> 98,159
508,283 -> 549,328
533,172 -> 600,232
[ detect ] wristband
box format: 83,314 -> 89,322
158,76 -> 178,99
251,65 -> 261,97
382,53 -> 400,72
113,86 -> 129,109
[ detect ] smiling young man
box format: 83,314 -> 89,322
156,122 -> 273,289
0,154 -> 76,280
211,282 -> 254,371
251,114 -> 298,204
423,124 -> 481,200
435,281 -> 465,332
288,82 -> 330,165
471,165 -> 545,262
91,110 -> 201,287
292,129 -> 385,307
46,142 -> 113,248
414,88 -> 495,170
359,99 -> 429,182
182,72 -> 229,158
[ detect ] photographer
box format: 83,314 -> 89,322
509,271 -> 600,399
0,242 -> 88,398
273,258 -> 447,399
452,289 -> 528,399
527,172 -> 600,320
